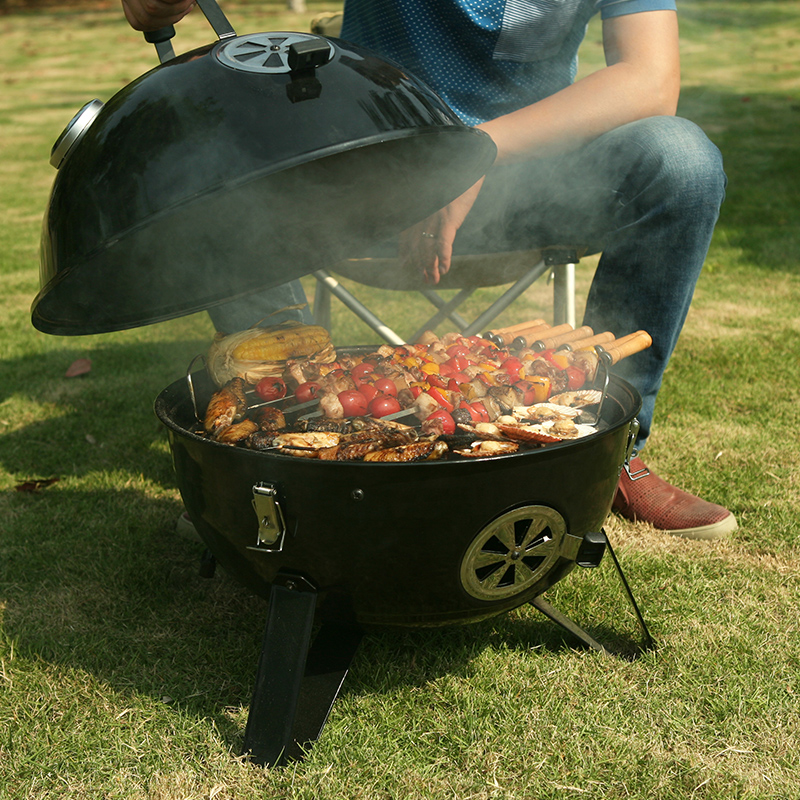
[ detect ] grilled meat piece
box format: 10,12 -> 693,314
454,440 -> 519,457
254,406 -> 286,432
215,419 -> 258,444
203,377 -> 247,435
318,441 -> 383,461
362,439 -> 448,462
296,417 -> 352,434
272,431 -> 341,453
246,430 -> 278,450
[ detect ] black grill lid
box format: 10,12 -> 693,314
32,27 -> 496,335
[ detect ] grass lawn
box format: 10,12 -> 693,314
1,2 -> 799,798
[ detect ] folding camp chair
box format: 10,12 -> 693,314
309,12 -> 582,345
312,248 -> 582,345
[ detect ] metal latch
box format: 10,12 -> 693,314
251,483 -> 286,551
624,419 -> 641,465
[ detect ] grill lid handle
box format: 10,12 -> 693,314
145,0 -> 237,64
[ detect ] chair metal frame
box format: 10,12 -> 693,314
313,250 -> 579,345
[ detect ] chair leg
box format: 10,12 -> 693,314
460,256 -> 550,336
412,288 -> 474,342
552,262 -> 576,328
312,270 -> 405,345
313,274 -> 332,330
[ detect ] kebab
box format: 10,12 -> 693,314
200,320 -> 652,459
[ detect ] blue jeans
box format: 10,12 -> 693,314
451,116 -> 727,451
206,279 -> 314,333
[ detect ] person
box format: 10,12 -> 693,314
120,0 -> 736,541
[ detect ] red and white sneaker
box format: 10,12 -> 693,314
612,457 -> 737,540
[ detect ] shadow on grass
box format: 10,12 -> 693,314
2,475 -> 649,755
0,335 -> 211,483
677,87 -> 800,272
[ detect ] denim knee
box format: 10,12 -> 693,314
618,116 -> 727,209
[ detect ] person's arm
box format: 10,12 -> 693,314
406,10 -> 680,283
121,0 -> 197,32
478,10 -> 680,163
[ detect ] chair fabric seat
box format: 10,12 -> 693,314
327,251 -> 545,292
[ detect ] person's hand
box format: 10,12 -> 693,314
399,177 -> 484,285
121,0 -> 196,32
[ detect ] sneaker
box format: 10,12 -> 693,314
612,457 -> 737,540
175,511 -> 202,543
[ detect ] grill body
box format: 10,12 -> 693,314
155,369 -> 640,627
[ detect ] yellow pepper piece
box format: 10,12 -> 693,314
528,376 -> 551,403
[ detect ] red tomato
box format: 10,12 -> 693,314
338,390 -> 368,417
349,362 -> 374,382
425,408 -> 456,435
438,361 -> 455,377
295,381 -> 322,404
501,356 -> 523,382
513,379 -> 538,406
372,377 -> 398,397
565,365 -> 586,391
358,383 -> 380,404
369,394 -> 402,418
446,344 -> 471,359
444,355 -> 469,373
459,402 -> 480,423
255,376 -> 287,402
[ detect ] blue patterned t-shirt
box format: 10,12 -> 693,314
340,0 -> 677,124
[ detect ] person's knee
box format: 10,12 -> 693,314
631,116 -> 726,204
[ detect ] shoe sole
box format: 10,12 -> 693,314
661,513 -> 738,541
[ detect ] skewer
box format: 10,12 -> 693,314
569,331 -> 615,351
511,322 -> 573,350
485,317 -> 547,339
596,330 -> 652,364
528,325 -> 594,352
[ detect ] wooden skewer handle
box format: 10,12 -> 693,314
495,323 -> 553,346
487,318 -> 547,337
514,322 -> 572,349
533,325 -> 594,351
571,331 -> 615,350
605,330 -> 649,348
601,330 -> 653,364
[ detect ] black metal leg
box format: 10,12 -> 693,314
242,574 -> 363,767
285,620 -> 363,761
530,595 -> 613,656
199,548 -> 217,578
242,576 -> 318,766
530,530 -> 655,658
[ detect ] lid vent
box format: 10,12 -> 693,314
216,33 -> 333,74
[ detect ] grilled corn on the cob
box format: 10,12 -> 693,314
207,321 -> 335,386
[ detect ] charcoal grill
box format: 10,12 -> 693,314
32,0 -> 653,768
154,359 -> 652,765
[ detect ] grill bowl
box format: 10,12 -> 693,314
155,367 -> 640,627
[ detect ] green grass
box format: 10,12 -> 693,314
2,2 -> 800,798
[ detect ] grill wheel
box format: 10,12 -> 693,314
459,505 -> 566,601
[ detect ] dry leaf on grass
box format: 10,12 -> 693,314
65,358 -> 92,377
